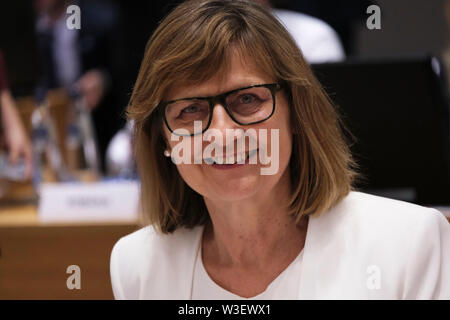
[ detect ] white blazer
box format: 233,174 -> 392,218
110,191 -> 450,299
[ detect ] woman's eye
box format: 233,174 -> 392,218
181,105 -> 199,114
239,94 -> 256,104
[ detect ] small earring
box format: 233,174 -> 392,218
164,150 -> 170,157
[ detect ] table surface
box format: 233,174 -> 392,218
0,204 -> 139,227
0,204 -> 138,300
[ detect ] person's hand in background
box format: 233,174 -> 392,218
76,69 -> 108,110
1,90 -> 33,179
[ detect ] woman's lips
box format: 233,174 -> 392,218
211,162 -> 245,170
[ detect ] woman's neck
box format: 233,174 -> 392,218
202,171 -> 308,269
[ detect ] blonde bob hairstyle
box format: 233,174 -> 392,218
127,0 -> 357,233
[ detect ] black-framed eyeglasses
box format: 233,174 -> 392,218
159,83 -> 281,136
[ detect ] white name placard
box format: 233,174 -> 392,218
38,181 -> 140,223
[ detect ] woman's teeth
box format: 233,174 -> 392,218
205,149 -> 258,165
210,152 -> 247,164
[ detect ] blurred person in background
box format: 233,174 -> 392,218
255,0 -> 345,62
33,0 -> 123,171
0,49 -> 33,179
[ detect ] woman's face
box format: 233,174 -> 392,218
162,51 -> 293,204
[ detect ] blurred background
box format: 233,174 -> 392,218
0,0 -> 449,299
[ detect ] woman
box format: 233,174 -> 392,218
110,0 -> 450,299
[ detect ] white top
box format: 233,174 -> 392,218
191,234 -> 304,300
110,191 -> 450,299
272,9 -> 345,63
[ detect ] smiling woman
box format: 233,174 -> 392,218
127,0 -> 355,233
110,0 -> 450,300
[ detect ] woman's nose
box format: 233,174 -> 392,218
205,104 -> 244,149
208,103 -> 241,133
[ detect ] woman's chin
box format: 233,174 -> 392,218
207,175 -> 261,201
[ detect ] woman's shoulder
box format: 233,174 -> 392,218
305,191 -> 450,298
333,191 -> 446,226
112,224 -> 202,253
110,224 -> 203,299
312,190 -> 449,260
